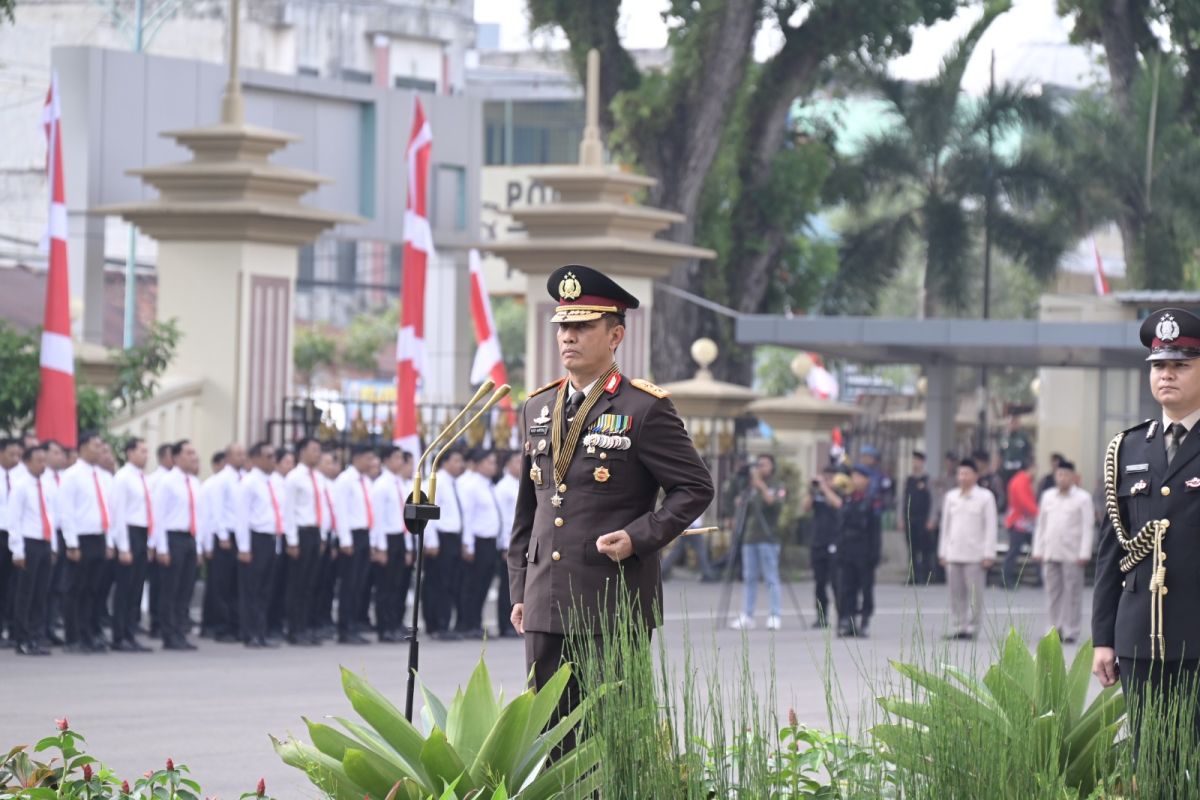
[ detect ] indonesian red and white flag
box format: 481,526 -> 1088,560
806,353 -> 839,401
467,249 -> 516,429
394,97 -> 433,462
1092,238 -> 1111,296
36,72 -> 77,449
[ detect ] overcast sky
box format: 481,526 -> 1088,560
474,0 -> 1106,94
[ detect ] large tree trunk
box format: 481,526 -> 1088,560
1097,0 -> 1144,117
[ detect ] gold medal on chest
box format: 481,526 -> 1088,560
593,466 -> 611,483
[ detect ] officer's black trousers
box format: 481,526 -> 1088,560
423,531 -> 462,633
12,539 -> 51,645
376,533 -> 411,636
65,533 -> 107,646
838,556 -> 873,624
495,547 -> 515,635
201,533 -> 238,638
811,550 -> 837,624
269,550 -> 289,634
1121,657 -> 1200,763
337,529 -> 371,635
46,529 -> 67,639
311,535 -> 336,630
457,537 -> 498,633
160,531 -> 197,646
239,532 -> 278,642
287,527 -> 322,638
0,529 -> 12,639
112,526 -> 148,644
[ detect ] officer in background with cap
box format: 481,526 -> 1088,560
1093,307 -> 1200,743
508,265 -> 714,735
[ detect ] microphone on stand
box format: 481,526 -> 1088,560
401,382 -> 510,721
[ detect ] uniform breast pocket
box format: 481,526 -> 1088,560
1117,475 -> 1150,524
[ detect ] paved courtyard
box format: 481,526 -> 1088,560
1,579 -> 1082,798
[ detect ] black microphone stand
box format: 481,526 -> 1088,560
403,490 -> 440,722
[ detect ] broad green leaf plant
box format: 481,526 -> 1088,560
274,659 -> 602,800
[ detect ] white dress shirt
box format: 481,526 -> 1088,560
284,464 -> 326,548
0,466 -> 13,533
109,463 -> 155,553
425,468 -> 463,550
1033,486 -> 1096,563
333,466 -> 375,548
1162,408 -> 1200,442
151,467 -> 203,555
198,475 -> 222,555
236,467 -> 286,551
57,460 -> 115,549
320,474 -> 336,541
938,485 -> 999,563
459,470 -> 505,555
495,473 -> 519,550
206,465 -> 244,543
7,471 -> 57,561
370,470 -> 413,552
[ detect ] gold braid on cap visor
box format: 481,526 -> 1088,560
550,304 -> 620,322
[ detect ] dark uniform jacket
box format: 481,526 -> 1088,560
507,371 -> 714,635
903,474 -> 931,534
838,491 -> 878,563
1093,418 -> 1200,661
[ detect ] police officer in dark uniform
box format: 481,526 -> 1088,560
903,451 -> 933,585
836,465 -> 878,638
1093,307 -> 1200,741
507,265 -> 714,722
803,465 -> 842,627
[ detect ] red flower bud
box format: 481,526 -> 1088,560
788,708 -> 798,727
257,778 -> 266,797
82,764 -> 93,781
56,717 -> 69,731
121,780 -> 131,794
166,758 -> 174,772
143,771 -> 152,778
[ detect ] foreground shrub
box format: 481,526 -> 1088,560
1,718 -> 271,799
273,658 -> 601,799
872,629 -> 1125,798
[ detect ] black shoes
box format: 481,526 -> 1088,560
429,630 -> 462,641
337,633 -> 371,645
286,634 -> 319,647
111,639 -> 152,653
162,639 -> 198,651
943,631 -> 975,641
15,641 -> 51,656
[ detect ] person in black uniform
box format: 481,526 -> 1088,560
902,451 -> 933,585
803,465 -> 842,627
837,465 -> 878,638
1093,307 -> 1200,748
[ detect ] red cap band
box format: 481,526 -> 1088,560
558,294 -> 627,312
1153,336 -> 1200,350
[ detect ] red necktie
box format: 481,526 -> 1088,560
310,468 -> 322,528
324,487 -> 337,532
185,475 -> 196,535
267,479 -> 283,533
37,480 -> 51,541
395,479 -> 409,533
93,468 -> 110,531
360,477 -> 374,529
140,472 -> 154,532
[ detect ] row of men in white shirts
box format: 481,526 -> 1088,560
0,433 -> 521,655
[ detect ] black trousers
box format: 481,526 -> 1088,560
0,529 -> 12,638
47,529 -> 67,638
287,527 -> 322,637
239,532 -> 278,642
357,559 -> 377,629
838,555 -> 874,624
423,531 -> 462,633
1121,658 -> 1200,761
312,535 -> 336,629
269,551 -> 289,634
160,531 -> 198,646
65,533 -> 108,646
337,529 -> 371,635
1002,527 -> 1034,588
811,549 -> 837,623
376,534 -> 412,636
112,526 -> 149,643
457,537 -> 498,632
200,533 -> 237,637
495,545 -> 515,635
146,559 -> 160,634
13,539 -> 52,645
905,524 -> 934,584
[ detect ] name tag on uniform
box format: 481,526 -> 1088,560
1125,464 -> 1149,473
528,425 -> 549,436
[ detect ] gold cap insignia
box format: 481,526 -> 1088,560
559,271 -> 582,301
593,466 -> 611,483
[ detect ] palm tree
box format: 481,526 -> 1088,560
1044,55 -> 1200,290
828,0 -> 1073,317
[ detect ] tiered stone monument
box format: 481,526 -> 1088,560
486,50 -> 715,387
99,0 -> 356,462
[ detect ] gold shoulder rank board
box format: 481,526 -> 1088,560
631,378 -> 670,399
529,378 -> 564,398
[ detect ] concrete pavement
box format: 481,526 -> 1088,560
0,579 -> 1082,798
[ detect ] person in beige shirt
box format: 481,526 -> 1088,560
938,459 -> 998,640
1032,460 -> 1095,643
